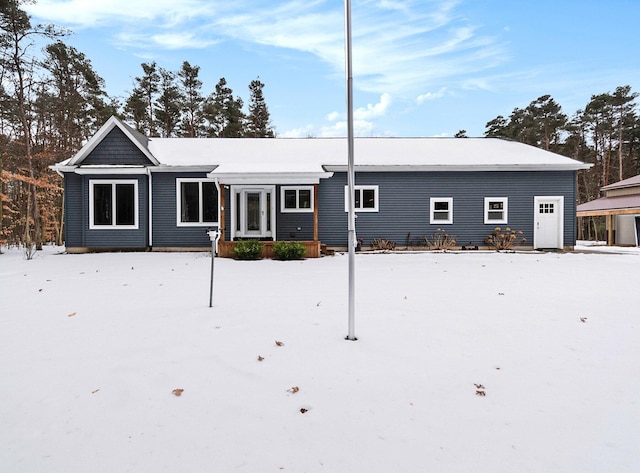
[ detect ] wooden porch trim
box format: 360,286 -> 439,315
313,184 -> 319,241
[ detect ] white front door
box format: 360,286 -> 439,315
534,196 -> 564,249
231,186 -> 275,239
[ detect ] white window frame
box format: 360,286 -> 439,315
280,186 -> 314,213
484,197 -> 508,224
176,178 -> 219,227
344,185 -> 379,212
89,179 -> 139,229
430,197 -> 453,224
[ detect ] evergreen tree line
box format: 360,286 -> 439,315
481,88 -> 640,205
0,0 -> 274,251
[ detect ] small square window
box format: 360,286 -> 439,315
430,198 -> 453,224
281,186 -> 314,213
484,197 -> 508,224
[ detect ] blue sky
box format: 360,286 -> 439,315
25,0 -> 640,138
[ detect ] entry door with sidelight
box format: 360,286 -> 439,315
534,196 -> 563,249
233,186 -> 275,239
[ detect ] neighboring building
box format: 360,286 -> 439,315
51,117 -> 591,256
577,175 -> 640,246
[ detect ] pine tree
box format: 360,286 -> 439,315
177,61 -> 204,137
246,78 -> 274,137
155,68 -> 182,138
204,77 -> 245,137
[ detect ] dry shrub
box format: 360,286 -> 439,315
485,227 -> 526,250
424,229 -> 457,250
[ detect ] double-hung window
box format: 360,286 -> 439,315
281,186 -> 313,213
344,185 -> 379,212
89,180 -> 138,229
177,179 -> 218,226
484,197 -> 508,224
430,197 -> 453,224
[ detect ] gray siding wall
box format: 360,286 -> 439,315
275,189 -> 315,241
83,128 -> 152,165
64,174 -> 149,248
151,172 -> 215,247
318,171 -> 577,247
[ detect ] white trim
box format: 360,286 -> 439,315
484,197 -> 508,224
430,197 -> 453,224
69,116 -> 159,166
324,163 -> 592,172
88,179 -> 139,230
74,166 -> 148,175
343,185 -> 379,212
230,185 -> 276,240
148,169 -> 153,246
281,186 -> 314,213
209,172 -> 332,185
533,196 -> 564,249
176,178 -> 220,227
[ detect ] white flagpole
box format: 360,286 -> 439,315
345,0 -> 357,341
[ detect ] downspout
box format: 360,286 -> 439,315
214,178 -> 222,253
147,168 -> 153,248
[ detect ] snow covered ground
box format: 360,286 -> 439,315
1,245 -> 639,472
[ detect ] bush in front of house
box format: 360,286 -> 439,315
485,227 -> 526,250
272,241 -> 306,260
234,239 -> 263,260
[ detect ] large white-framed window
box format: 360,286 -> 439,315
176,178 -> 219,226
430,197 -> 453,224
281,186 -> 314,213
344,185 -> 379,212
89,179 -> 138,229
484,197 -> 508,224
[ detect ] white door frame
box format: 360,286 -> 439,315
533,196 -> 564,249
230,185 -> 276,240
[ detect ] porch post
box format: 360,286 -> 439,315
219,184 -> 225,241
313,184 -> 319,242
607,214 -> 614,245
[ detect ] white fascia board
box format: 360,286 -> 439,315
149,165 -> 218,173
209,172 -> 334,185
67,116 -> 159,166
323,164 -> 593,172
74,166 -> 148,175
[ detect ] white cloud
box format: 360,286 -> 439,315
417,87 -> 447,104
326,111 -> 341,122
26,0 -> 507,100
354,93 -> 392,120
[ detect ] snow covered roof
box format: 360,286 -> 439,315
147,136 -> 591,172
53,117 -> 591,175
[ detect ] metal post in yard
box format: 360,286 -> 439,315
207,228 -> 219,308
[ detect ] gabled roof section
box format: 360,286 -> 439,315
67,116 -> 159,166
601,174 -> 640,191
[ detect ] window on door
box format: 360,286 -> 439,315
176,179 -> 218,226
89,180 -> 138,229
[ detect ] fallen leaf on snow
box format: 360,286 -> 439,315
172,388 -> 184,396
288,386 -> 299,394
257,355 -> 264,361
67,312 -> 77,317
275,340 -> 284,346
300,408 -> 308,414
91,389 -> 100,394
475,390 -> 486,397
580,317 -> 587,323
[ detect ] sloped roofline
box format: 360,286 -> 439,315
601,174 -> 640,191
67,116 -> 159,166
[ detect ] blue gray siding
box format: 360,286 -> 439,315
64,174 -> 149,248
151,172 -> 214,247
83,127 -> 153,166
318,171 -> 577,247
